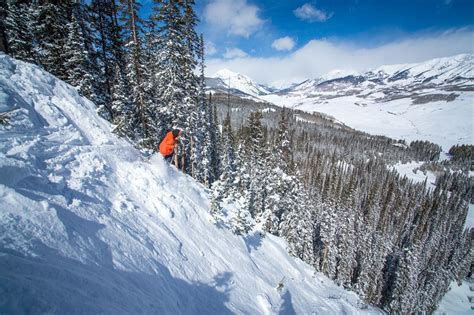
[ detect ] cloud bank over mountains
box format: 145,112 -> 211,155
206,28 -> 474,86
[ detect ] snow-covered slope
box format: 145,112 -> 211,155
288,54 -> 473,96
262,54 -> 474,150
210,68 -> 271,97
0,54 -> 379,313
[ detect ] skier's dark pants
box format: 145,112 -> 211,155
164,154 -> 173,163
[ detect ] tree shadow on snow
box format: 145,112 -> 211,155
243,231 -> 264,253
0,243 -> 234,314
278,290 -> 296,315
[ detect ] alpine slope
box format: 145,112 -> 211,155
0,54 -> 380,314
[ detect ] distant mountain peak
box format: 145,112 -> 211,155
213,68 -> 243,79
210,68 -> 270,97
288,53 -> 474,95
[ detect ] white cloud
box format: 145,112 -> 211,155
294,3 -> 332,22
206,28 -> 474,86
272,37 -> 296,51
205,41 -> 218,56
223,48 -> 248,59
204,0 -> 264,37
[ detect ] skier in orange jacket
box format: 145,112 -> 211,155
159,129 -> 182,162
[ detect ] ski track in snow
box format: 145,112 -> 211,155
0,54 -> 381,313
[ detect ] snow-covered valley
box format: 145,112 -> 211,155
0,55 -> 384,313
209,54 -> 474,151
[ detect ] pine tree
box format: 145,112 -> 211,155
262,108 -> 296,234
210,109 -> 238,215
242,111 -> 268,218
118,0 -> 150,144
31,1 -> 70,80
5,2 -> 33,62
111,64 -> 133,137
280,178 -> 314,263
182,0 -> 200,174
191,34 -> 206,182
153,0 -> 186,126
230,204 -> 253,235
209,103 -> 221,180
64,4 -> 95,99
89,0 -> 125,119
0,0 -> 8,53
142,18 -> 166,143
389,246 -> 421,313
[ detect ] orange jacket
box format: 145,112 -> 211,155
159,131 -> 177,156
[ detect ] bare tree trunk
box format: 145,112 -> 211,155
190,137 -> 196,178
127,0 -> 148,139
181,150 -> 186,173
173,145 -> 179,168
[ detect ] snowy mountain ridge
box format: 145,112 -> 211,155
208,54 -> 473,151
0,54 -> 380,313
208,68 -> 271,98
287,53 -> 473,96
208,54 -> 473,98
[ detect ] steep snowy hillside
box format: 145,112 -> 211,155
209,69 -> 271,98
262,54 -> 474,150
0,55 -> 380,313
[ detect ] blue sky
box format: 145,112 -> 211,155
143,0 -> 474,85
196,0 -> 473,58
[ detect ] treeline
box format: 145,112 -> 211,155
3,0 -> 220,184
449,144 -> 474,169
210,97 -> 473,313
211,92 -> 442,164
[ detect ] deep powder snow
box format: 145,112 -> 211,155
0,54 -> 380,313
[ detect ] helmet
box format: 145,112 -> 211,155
172,129 -> 182,138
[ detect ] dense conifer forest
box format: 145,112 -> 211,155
2,1 -> 472,312
210,93 -> 473,313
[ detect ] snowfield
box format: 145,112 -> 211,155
262,91 -> 473,152
211,54 -> 473,151
0,55 -> 381,313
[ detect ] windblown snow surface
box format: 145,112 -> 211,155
0,55 -> 381,313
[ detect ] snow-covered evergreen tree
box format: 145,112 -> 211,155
191,34 -> 206,182
241,111 -> 268,219
230,204 -> 253,235
389,246 -> 421,313
5,2 -> 34,62
210,110 -> 238,218
64,5 -> 95,100
89,0 -> 126,119
262,109 -> 295,234
118,0 -> 150,145
111,64 -> 133,137
279,177 -> 315,264
30,1 -> 69,80
0,0 -> 7,53
153,1 -> 186,124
